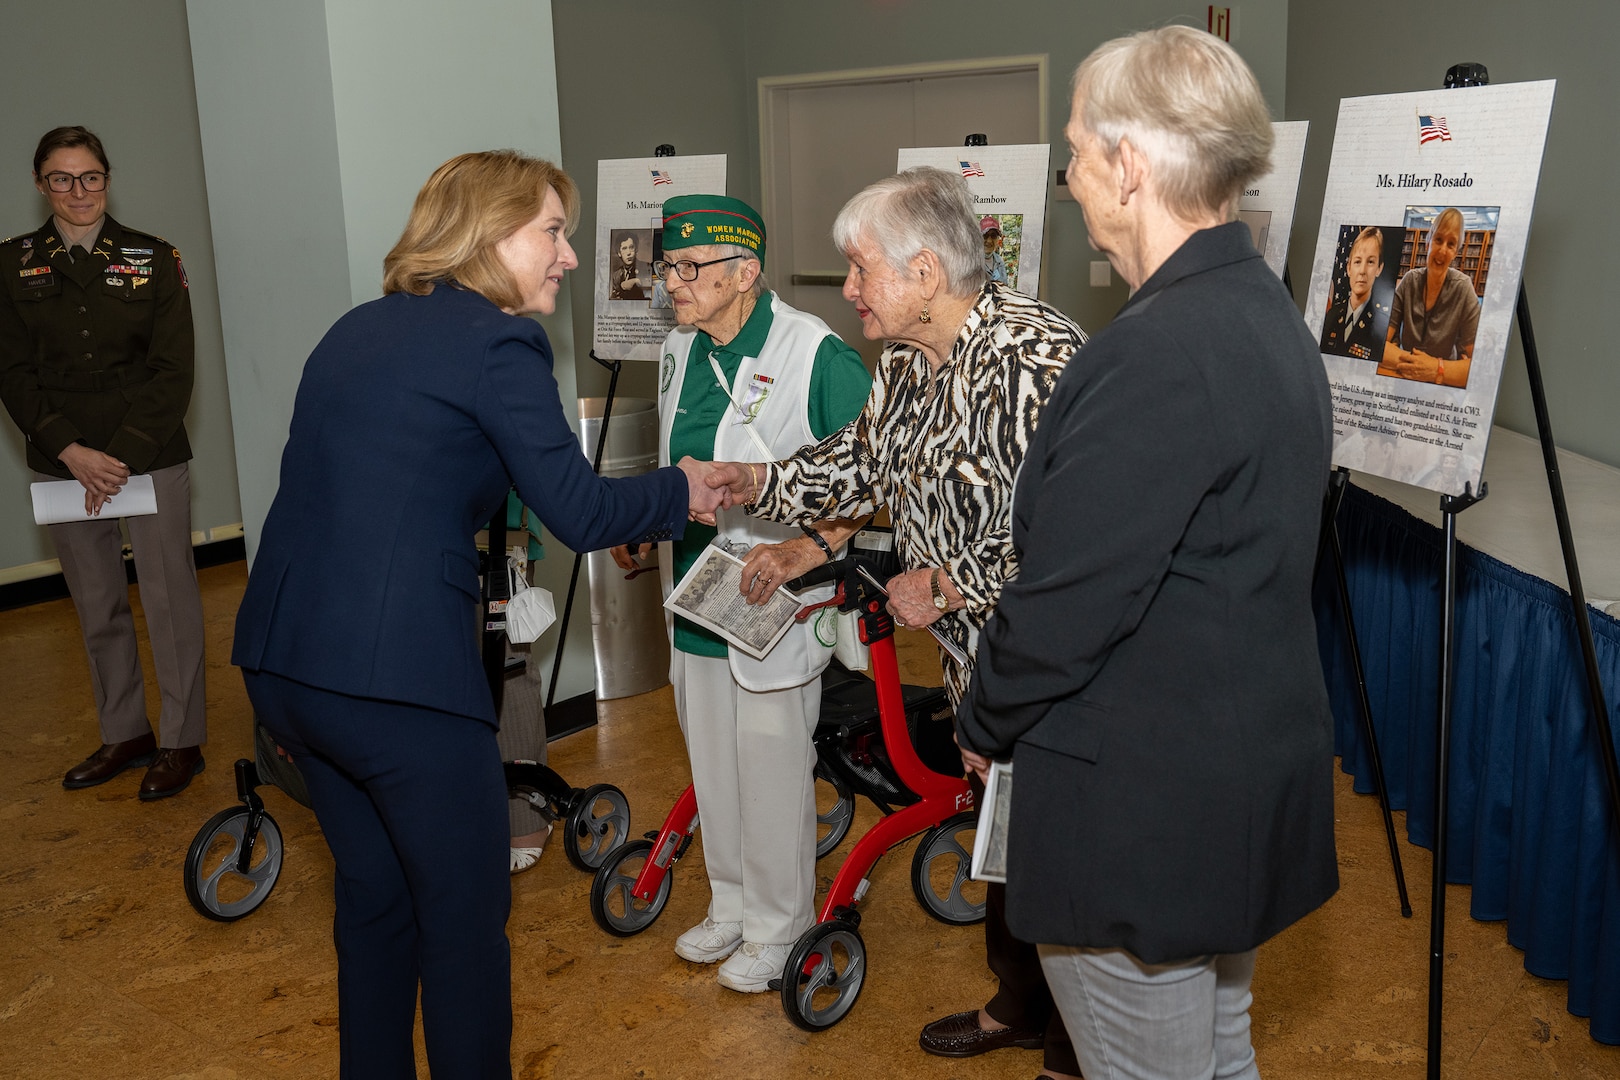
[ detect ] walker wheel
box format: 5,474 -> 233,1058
814,762 -> 855,859
910,810 -> 986,925
780,919 -> 866,1031
184,806 -> 284,921
563,783 -> 631,872
589,839 -> 672,936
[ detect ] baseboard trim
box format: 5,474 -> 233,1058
0,536 -> 246,612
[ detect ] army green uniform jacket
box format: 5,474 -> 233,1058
0,215 -> 194,479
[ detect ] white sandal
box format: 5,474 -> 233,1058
509,822 -> 553,875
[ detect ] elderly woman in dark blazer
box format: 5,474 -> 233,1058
955,27 -> 1339,1080
233,150 -> 721,1079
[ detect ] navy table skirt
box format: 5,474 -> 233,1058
1315,482 -> 1620,1044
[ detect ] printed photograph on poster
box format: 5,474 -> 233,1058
1317,223 -> 1402,360
1237,120 -> 1309,279
977,213 -> 1023,290
607,229 -> 654,301
1304,81 -> 1554,496
896,145 -> 1051,296
593,154 -> 726,361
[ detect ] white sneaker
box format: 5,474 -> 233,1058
716,941 -> 790,993
674,917 -> 743,963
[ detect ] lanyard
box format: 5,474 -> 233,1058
708,353 -> 774,460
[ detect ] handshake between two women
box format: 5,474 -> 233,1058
674,457 -> 763,525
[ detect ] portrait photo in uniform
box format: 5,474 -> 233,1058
1375,205 -> 1498,388
608,227 -> 653,301
1318,223 -> 1402,361
978,213 -> 1024,291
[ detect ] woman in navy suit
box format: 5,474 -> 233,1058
233,150 -> 720,1079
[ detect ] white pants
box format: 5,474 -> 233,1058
670,650 -> 819,946
1038,945 -> 1260,1080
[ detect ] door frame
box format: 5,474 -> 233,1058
757,55 -> 1049,284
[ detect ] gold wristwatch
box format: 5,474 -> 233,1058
930,568 -> 949,612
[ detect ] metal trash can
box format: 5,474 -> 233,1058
578,397 -> 669,700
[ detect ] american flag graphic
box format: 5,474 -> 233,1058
1418,115 -> 1451,145
960,161 -> 985,178
651,169 -> 673,186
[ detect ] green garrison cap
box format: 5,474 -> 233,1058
661,194 -> 766,266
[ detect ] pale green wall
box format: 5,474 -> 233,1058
1286,0 -> 1620,469
553,0 -> 1292,403
186,0 -> 597,700
0,0 -> 240,578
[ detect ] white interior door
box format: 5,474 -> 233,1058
761,59 -> 1045,365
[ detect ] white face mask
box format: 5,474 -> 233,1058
504,561 -> 556,644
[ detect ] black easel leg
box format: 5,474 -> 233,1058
1516,285 -> 1620,838
546,353 -> 624,709
1425,480 -> 1483,1080
1426,504 -> 1461,1080
1324,471 -> 1412,917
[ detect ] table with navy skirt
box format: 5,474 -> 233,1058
1313,427 -> 1620,1045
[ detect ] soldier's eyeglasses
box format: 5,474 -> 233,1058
654,255 -> 744,281
43,171 -> 108,193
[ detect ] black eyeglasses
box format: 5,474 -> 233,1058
654,254 -> 744,281
42,171 -> 107,193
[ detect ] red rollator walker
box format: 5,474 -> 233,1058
589,555 -> 983,1030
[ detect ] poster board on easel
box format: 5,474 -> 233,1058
1305,81 -> 1555,496
1238,120 -> 1309,280
895,144 -> 1051,297
591,155 -> 726,361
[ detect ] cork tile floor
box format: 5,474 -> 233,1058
1,560 -> 1616,1078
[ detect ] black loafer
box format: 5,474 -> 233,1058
919,1010 -> 1045,1057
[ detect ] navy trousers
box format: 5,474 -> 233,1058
244,670 -> 511,1079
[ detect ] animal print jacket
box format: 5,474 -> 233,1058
752,282 -> 1086,704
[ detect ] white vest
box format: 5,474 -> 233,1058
657,294 -> 841,692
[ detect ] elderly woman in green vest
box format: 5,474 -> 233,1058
612,195 -> 870,992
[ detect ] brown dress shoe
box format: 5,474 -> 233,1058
919,1009 -> 1045,1057
138,746 -> 205,801
63,733 -> 158,789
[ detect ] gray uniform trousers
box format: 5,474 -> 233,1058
42,461 -> 206,748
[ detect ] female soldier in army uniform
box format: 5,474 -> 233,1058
0,125 -> 205,799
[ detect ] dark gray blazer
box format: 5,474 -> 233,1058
956,222 -> 1339,963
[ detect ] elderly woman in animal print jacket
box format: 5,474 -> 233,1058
707,165 -> 1089,1080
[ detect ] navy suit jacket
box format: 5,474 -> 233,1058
956,223 -> 1339,962
233,285 -> 687,724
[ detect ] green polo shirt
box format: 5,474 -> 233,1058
669,295 -> 871,656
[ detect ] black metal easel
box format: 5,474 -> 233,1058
1420,62 -> 1620,1080
1320,468 -> 1413,917
545,350 -> 625,708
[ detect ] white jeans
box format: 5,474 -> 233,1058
1038,945 -> 1260,1080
